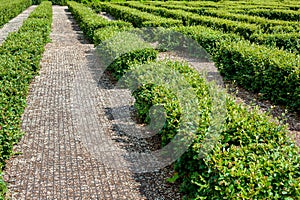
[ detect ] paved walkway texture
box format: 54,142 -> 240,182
0,6 -> 37,45
4,6 -> 180,200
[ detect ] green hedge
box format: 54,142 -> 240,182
91,24 -> 300,198
67,1 -> 132,41
93,26 -> 133,46
95,30 -> 157,79
250,32 -> 300,54
90,2 -> 182,28
155,3 -> 298,32
0,0 -> 32,28
122,59 -> 300,199
50,0 -> 66,5
174,26 -> 300,112
215,40 -> 300,111
115,2 -> 257,39
0,1 -> 52,196
242,9 -> 300,21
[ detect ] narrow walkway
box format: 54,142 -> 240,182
0,6 -> 37,45
4,6 -> 180,200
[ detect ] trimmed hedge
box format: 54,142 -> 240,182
215,40 -> 300,111
90,24 -> 300,198
250,32 -> 300,54
93,26 -> 133,46
119,59 -> 300,199
96,30 -> 158,80
0,0 -> 32,28
90,2 -> 182,28
173,25 -> 300,112
50,0 -> 66,5
67,1 -> 132,41
241,8 -> 300,21
114,2 -> 257,39
156,3 -> 298,31
0,1 -> 52,196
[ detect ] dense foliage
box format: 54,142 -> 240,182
0,1 -> 52,196
67,1 -> 132,41
172,25 -> 300,112
80,1 -> 300,198
0,0 -> 32,28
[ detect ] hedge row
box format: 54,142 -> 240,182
93,25 -> 133,46
250,32 -> 300,54
124,2 -> 299,35
0,0 -> 32,28
96,30 -> 158,80
87,20 -> 300,199
114,2 -> 257,39
237,8 -> 300,21
131,60 -> 300,199
67,1 -> 132,41
0,1 -> 52,196
95,27 -> 300,198
90,2 -> 182,28
173,25 -> 300,112
93,3 -> 300,110
160,4 -> 298,33
147,1 -> 293,12
67,2 -> 158,79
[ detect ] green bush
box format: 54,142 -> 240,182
126,60 -> 300,199
0,0 -> 32,28
215,40 -> 300,111
173,25 -> 300,112
124,2 -> 298,34
96,31 -> 157,79
67,1 -> 132,41
90,2 -> 182,28
245,9 -> 300,21
0,1 -> 52,196
250,32 -> 300,54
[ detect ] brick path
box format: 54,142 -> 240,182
4,6 -> 181,199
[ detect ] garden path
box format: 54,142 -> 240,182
4,6 -> 181,199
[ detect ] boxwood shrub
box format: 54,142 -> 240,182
90,2 -> 182,28
173,25 -> 300,112
67,1 -> 132,41
129,60 -> 300,199
0,0 -> 32,28
0,1 -> 52,196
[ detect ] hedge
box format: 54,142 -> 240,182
215,40 -> 300,111
0,1 -> 52,196
90,2 -> 182,28
250,32 -> 300,54
67,1 -> 132,41
157,3 -> 298,29
95,30 -> 158,80
90,25 -> 300,198
240,9 -> 300,21
117,59 -> 300,199
173,25 -> 300,112
0,0 -> 32,28
114,2 -> 257,39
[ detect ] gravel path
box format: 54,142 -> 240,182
4,6 -> 181,200
0,6 -> 37,45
